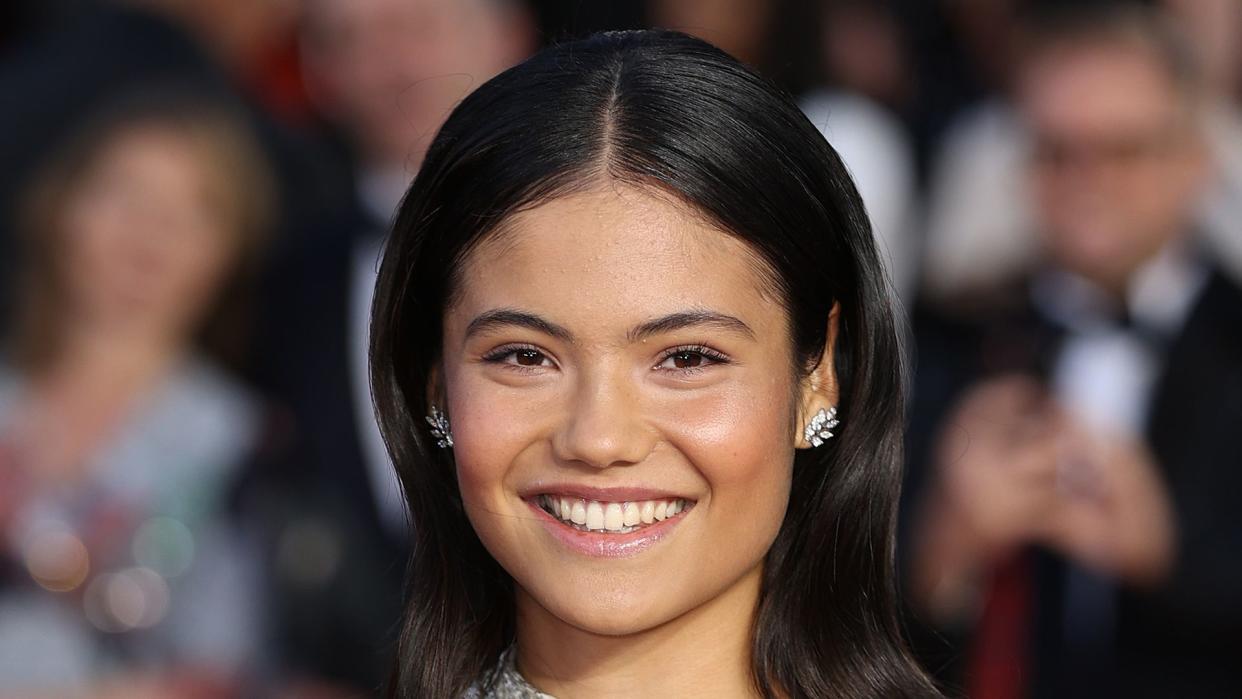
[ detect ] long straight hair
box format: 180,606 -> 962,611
370,30 -> 937,699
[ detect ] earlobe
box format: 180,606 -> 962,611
794,303 -> 842,449
423,364 -> 454,449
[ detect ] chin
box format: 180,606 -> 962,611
527,580 -> 686,637
1050,232 -> 1129,278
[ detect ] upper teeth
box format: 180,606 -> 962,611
539,495 -> 689,533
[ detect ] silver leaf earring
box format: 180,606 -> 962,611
425,406 -> 454,448
803,406 -> 840,447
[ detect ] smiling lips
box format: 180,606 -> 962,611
537,494 -> 692,534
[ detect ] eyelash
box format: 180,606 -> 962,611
654,345 -> 731,374
479,343 -> 732,375
481,343 -> 552,373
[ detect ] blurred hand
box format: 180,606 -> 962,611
1040,424 -> 1176,586
933,376 -> 1065,555
911,375 -> 1063,621
910,375 -> 1179,624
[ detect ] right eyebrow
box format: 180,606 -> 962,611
464,308 -> 575,343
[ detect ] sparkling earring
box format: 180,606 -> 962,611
425,406 -> 454,448
803,406 -> 840,447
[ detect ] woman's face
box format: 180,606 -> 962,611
441,184 -> 807,636
58,127 -> 237,342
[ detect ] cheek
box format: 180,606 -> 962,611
163,230 -> 232,301
654,376 -> 796,555
62,196 -> 124,276
443,368 -> 543,512
659,373 -> 795,479
59,210 -> 142,314
1128,167 -> 1195,225
447,413 -> 527,580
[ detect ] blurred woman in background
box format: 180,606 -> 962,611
0,90 -> 274,698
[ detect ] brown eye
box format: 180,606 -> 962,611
671,351 -> 703,369
514,349 -> 546,366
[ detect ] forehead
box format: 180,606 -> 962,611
451,185 -> 785,340
1019,42 -> 1184,132
88,128 -> 205,190
305,0 -> 471,27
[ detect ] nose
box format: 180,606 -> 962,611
552,368 -> 656,470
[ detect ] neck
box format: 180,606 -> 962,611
1090,227 -> 1191,303
1073,233 -> 1194,310
40,320 -> 183,392
13,321 -> 186,484
515,564 -> 762,698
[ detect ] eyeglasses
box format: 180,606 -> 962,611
1030,122 -> 1191,173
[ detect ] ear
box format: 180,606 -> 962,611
425,362 -> 447,413
794,303 -> 841,449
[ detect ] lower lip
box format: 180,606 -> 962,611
525,500 -> 690,559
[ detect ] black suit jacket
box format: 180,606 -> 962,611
902,270 -> 1242,698
245,212 -> 408,691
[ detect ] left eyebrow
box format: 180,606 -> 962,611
627,310 -> 756,343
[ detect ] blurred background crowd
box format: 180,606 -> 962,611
0,0 -> 1239,697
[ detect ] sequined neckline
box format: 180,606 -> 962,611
468,647 -> 555,698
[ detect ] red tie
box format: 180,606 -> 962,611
967,552 -> 1032,699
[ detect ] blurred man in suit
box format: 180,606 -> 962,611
903,5 -> 1242,697
247,0 -> 535,692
